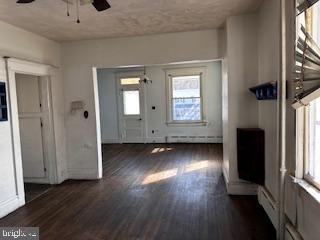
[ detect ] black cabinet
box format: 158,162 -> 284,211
237,128 -> 265,185
0,82 -> 8,122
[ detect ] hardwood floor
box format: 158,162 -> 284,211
0,144 -> 276,240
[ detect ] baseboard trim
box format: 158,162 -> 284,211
67,168 -> 101,180
0,195 -> 25,219
227,181 -> 258,195
258,186 -> 278,229
145,137 -> 166,143
222,167 -> 257,195
24,177 -> 50,184
101,139 -> 121,144
222,165 -> 229,187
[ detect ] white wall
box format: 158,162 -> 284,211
222,14 -> 260,194
97,69 -> 119,142
98,61 -> 222,143
61,30 -> 220,179
0,20 -> 66,217
257,0 -> 280,202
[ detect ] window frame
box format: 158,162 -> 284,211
165,67 -> 207,125
304,102 -> 320,189
294,88 -> 320,190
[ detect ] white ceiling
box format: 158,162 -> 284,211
0,0 -> 262,42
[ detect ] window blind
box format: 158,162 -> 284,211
297,0 -> 319,15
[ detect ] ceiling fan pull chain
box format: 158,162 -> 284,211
66,0 -> 70,16
76,0 -> 80,23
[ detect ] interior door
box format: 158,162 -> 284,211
16,74 -> 46,179
118,76 -> 145,143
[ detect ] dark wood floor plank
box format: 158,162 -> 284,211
0,143 -> 275,240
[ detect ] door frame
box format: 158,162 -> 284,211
116,71 -> 146,143
6,58 -> 58,199
16,75 -> 55,184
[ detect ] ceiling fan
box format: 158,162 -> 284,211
16,0 -> 111,12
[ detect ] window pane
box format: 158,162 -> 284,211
173,98 -> 201,121
121,78 -> 140,85
123,90 -> 140,115
309,97 -> 320,180
172,75 -> 200,98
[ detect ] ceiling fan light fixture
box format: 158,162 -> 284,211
92,0 -> 111,12
16,0 -> 35,3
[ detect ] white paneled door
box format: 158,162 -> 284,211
118,75 -> 145,143
16,75 -> 46,179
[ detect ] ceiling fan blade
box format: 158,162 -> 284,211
92,0 -> 110,12
80,0 -> 93,5
16,0 -> 35,3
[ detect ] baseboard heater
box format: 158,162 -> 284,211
166,135 -> 221,143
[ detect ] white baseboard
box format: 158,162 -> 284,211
24,177 -> 50,184
145,137 -> 166,143
67,168 -> 101,180
258,186 -> 278,229
101,139 -> 121,144
222,165 -> 229,187
227,181 -> 258,195
0,195 -> 25,219
222,168 -> 258,195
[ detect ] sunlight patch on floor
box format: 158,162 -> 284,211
142,169 -> 178,185
151,147 -> 174,154
142,160 -> 212,185
184,160 -> 209,173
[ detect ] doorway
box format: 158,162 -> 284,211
15,73 -> 55,201
117,73 -> 146,143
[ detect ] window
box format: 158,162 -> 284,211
120,77 -> 141,85
123,90 -> 140,115
172,75 -> 201,121
166,68 -> 205,124
295,92 -> 320,190
306,97 -> 320,185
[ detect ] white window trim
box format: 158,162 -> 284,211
294,87 -> 320,190
164,67 -> 207,126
